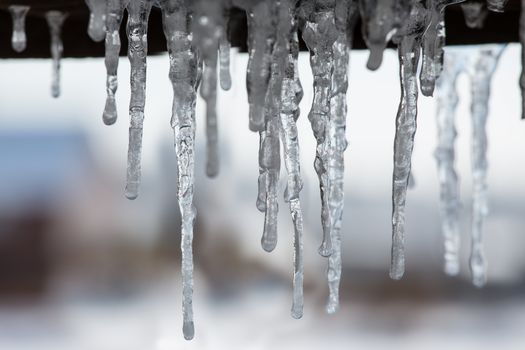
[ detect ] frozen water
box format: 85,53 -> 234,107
8,5 -> 30,53
45,11 -> 68,99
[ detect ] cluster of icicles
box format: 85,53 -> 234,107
3,0 -> 518,340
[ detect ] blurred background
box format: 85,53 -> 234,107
0,44 -> 525,349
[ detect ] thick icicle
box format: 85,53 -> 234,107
519,0 -> 525,119
103,0 -> 129,125
45,11 -> 68,99
244,1 -> 276,132
420,0 -> 464,97
159,0 -> 199,340
467,45 -> 505,287
301,0 -> 339,258
461,0 -> 488,28
85,0 -> 107,42
487,0 -> 508,12
192,0 -> 226,178
124,0 -> 153,200
358,0 -> 411,70
8,5 -> 30,53
434,50 -> 465,276
325,0 -> 358,315
390,1 -> 426,280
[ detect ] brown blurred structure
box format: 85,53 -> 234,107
0,0 -> 521,58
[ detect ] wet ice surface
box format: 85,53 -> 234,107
8,5 -> 30,53
45,11 -> 68,99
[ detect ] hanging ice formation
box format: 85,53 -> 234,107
102,0 -> 129,125
434,45 -> 505,287
45,11 -> 68,99
8,5 -> 30,53
521,0 -> 525,119
0,0 -> 517,340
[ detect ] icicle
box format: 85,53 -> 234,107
301,0 -> 339,258
192,0 -> 225,178
280,25 -> 305,318
434,50 -> 465,276
358,0 -> 411,70
486,0 -> 508,12
461,0 -> 488,29
103,0 -> 129,125
467,45 -> 506,287
45,11 -> 68,99
159,0 -> 199,340
390,1 -> 426,280
219,6 -> 232,91
324,0 -> 358,315
8,5 -> 30,53
420,0 -> 464,97
124,0 -> 153,200
85,0 -> 107,42
245,1 -> 276,132
519,0 -> 525,119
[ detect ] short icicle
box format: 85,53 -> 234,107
486,0 -> 508,12
124,0 -> 153,200
85,0 -> 107,42
461,0 -> 488,29
467,45 -> 506,287
103,0 -> 129,125
8,5 -> 30,53
192,0 -> 227,178
159,0 -> 199,340
390,1 -> 427,280
434,49 -> 465,276
301,0 -> 339,258
519,0 -> 525,120
45,11 -> 68,99
325,0 -> 359,315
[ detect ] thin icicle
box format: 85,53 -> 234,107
219,36 -> 232,91
420,0 -> 463,97
192,0 -> 225,178
85,0 -> 107,42
487,0 -> 508,12
434,50 -> 464,276
519,0 -> 525,119
124,0 -> 153,200
461,0 -> 488,28
358,0 -> 411,70
245,1 -> 276,132
159,0 -> 199,340
390,1 -> 426,280
45,11 -> 68,99
8,5 -> 30,53
301,0 -> 339,258
467,45 -> 506,287
103,0 -> 129,125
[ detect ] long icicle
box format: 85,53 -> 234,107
468,45 -> 506,287
124,0 -> 153,200
45,11 -> 68,99
8,5 -> 30,53
103,0 -> 129,125
390,1 -> 426,280
325,0 -> 359,315
159,0 -> 200,340
434,49 -> 464,276
277,0 -> 304,318
301,0 -> 339,258
219,6 -> 232,91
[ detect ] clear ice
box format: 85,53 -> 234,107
85,0 -> 107,42
8,5 -> 30,53
521,0 -> 525,119
158,0 -> 200,340
487,0 -> 508,12
103,0 -> 129,125
390,1 -> 426,280
45,11 -> 68,99
124,0 -> 153,200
